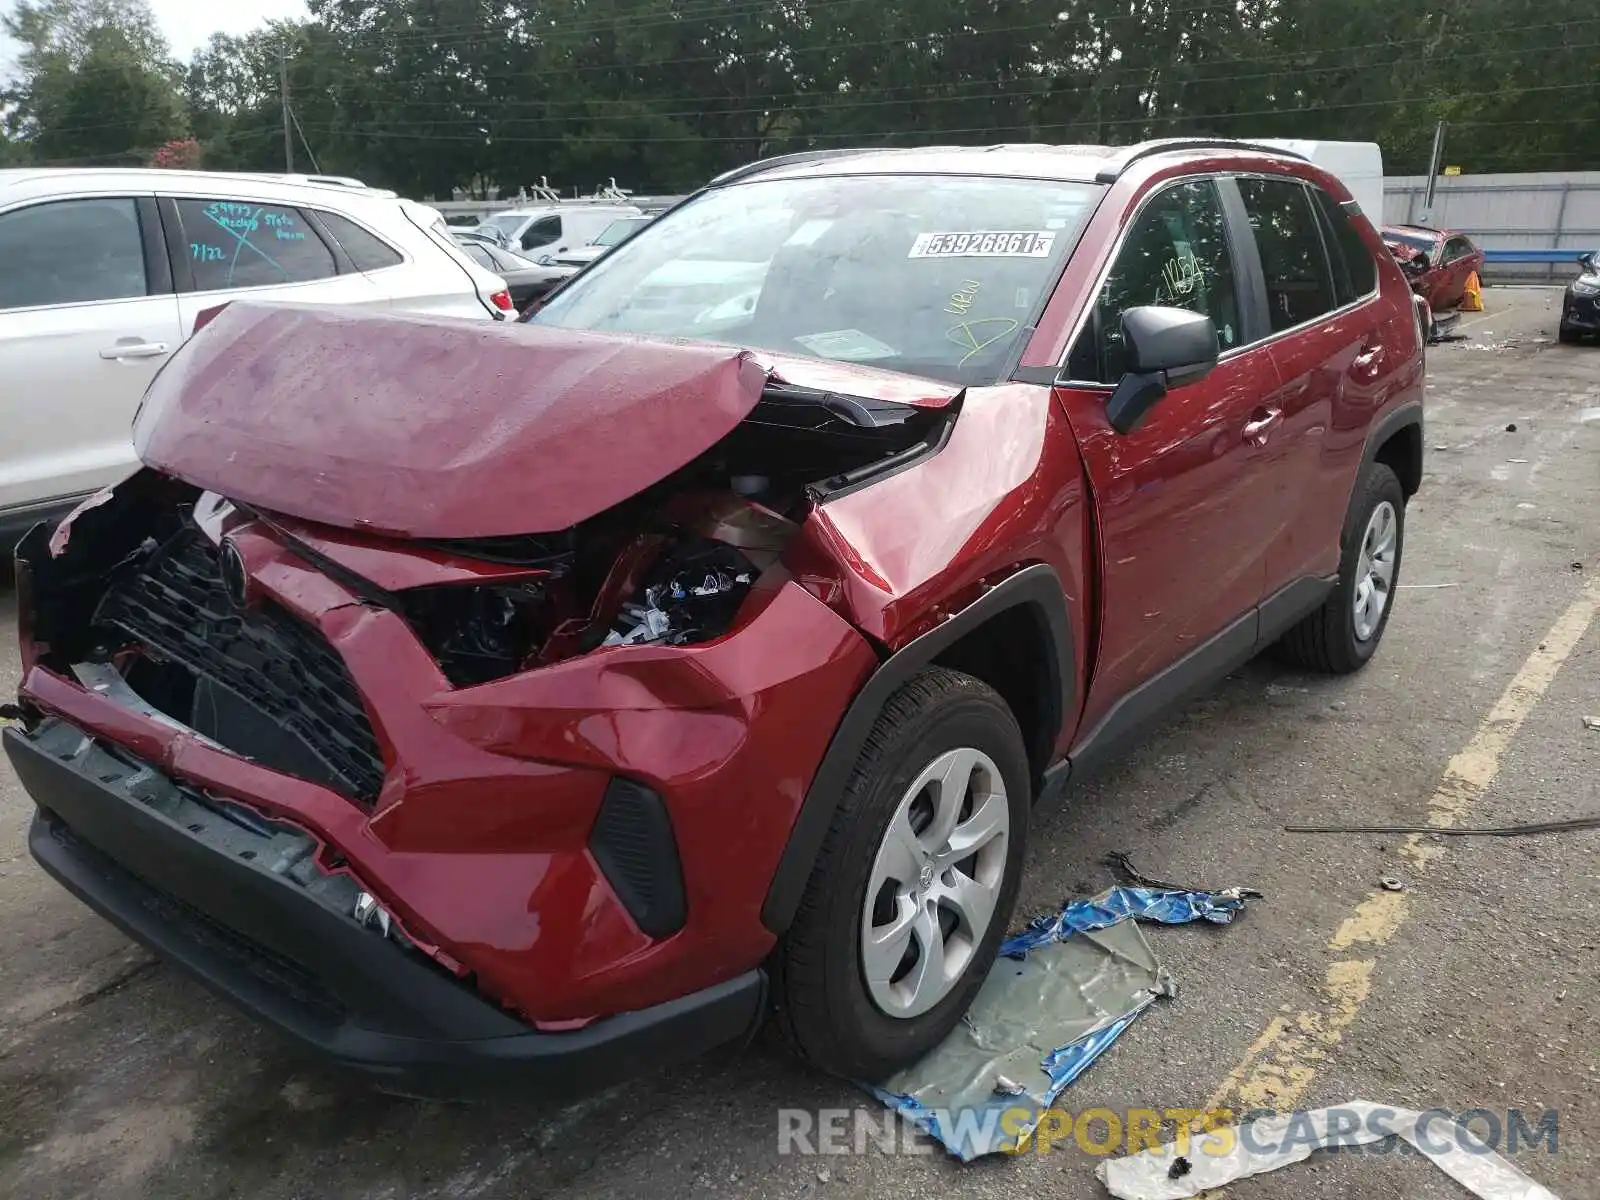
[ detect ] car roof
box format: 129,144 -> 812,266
0,167 -> 394,198
710,138 -> 1312,188
490,204 -> 642,218
1384,223 -> 1452,237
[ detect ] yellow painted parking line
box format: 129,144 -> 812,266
1202,578 -> 1600,1119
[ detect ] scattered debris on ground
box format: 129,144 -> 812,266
1095,1101 -> 1560,1200
868,886 -> 1259,1160
1287,815 -> 1600,837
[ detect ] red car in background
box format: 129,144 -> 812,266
1382,223 -> 1485,314
7,140 -> 1426,1098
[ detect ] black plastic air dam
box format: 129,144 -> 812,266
6,720 -> 767,1100
589,778 -> 687,938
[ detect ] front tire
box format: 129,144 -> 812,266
770,667 -> 1030,1081
1558,324 -> 1581,345
1277,462 -> 1406,674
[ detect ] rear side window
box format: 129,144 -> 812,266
318,212 -> 404,271
1066,179 -> 1241,383
1311,189 -> 1378,305
463,243 -> 495,269
520,215 -> 562,251
0,198 -> 148,310
175,199 -> 338,291
1237,178 -> 1336,334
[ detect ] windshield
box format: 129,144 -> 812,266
595,217 -> 647,246
484,213 -> 533,235
531,175 -> 1101,385
1385,230 -> 1436,253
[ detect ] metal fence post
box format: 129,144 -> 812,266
1550,184 -> 1572,283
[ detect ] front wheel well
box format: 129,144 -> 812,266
930,603 -> 1059,784
1374,420 -> 1423,498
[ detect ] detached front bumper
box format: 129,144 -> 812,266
6,719 -> 765,1098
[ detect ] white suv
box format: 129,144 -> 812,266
0,169 -> 512,546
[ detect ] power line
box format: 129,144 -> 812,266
288,80 -> 1600,146
32,16 -> 1600,138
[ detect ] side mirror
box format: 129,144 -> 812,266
1582,251 -> 1600,273
1105,306 -> 1219,435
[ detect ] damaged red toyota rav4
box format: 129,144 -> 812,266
5,140 -> 1424,1095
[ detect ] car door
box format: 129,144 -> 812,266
1054,177 -> 1277,735
518,214 -> 563,256
162,195 -> 385,331
0,195 -> 183,517
1439,236 -> 1477,307
1242,178 -> 1392,602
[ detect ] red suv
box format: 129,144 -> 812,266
5,140 -> 1423,1096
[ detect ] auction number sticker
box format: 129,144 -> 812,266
909,231 -> 1057,259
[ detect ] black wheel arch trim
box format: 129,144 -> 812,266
1360,399 -> 1425,493
760,563 -> 1074,935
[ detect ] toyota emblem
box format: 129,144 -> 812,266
219,538 -> 250,609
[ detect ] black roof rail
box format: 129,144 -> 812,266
1094,138 -> 1308,183
709,148 -> 880,188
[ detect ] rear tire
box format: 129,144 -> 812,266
1277,462 -> 1406,674
770,667 -> 1029,1081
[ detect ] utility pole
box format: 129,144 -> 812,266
1420,120 -> 1446,224
279,47 -> 294,173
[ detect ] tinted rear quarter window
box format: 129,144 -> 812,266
1237,177 -> 1336,333
318,212 -> 404,271
176,199 -> 338,291
0,198 -> 148,310
1311,189 -> 1377,305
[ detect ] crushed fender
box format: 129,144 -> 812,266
1096,1100 -> 1560,1200
865,886 -> 1257,1161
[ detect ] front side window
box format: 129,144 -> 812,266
174,199 -> 337,291
1237,178 -> 1336,334
1443,236 -> 1473,263
595,217 -> 647,247
520,215 -> 562,251
0,198 -> 147,311
533,174 -> 1100,386
1066,179 -> 1240,383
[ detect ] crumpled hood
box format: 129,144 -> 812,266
134,304 -> 957,539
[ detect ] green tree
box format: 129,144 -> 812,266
5,0 -> 187,164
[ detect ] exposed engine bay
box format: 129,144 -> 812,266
18,380 -> 955,804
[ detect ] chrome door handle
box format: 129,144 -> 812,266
1242,408 -> 1282,443
99,340 -> 169,360
1353,344 -> 1386,371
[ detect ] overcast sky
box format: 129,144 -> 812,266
147,0 -> 308,59
1,0 -> 307,69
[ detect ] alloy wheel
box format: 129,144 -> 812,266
1353,499 -> 1399,642
860,747 -> 1010,1019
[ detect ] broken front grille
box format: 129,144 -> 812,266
94,527 -> 387,805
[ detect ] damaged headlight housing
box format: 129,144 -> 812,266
606,539 -> 757,648
400,580 -> 550,688
1572,277 -> 1600,296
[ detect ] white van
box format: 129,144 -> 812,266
1254,140 -> 1384,224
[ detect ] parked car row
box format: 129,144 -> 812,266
452,212 -> 656,310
